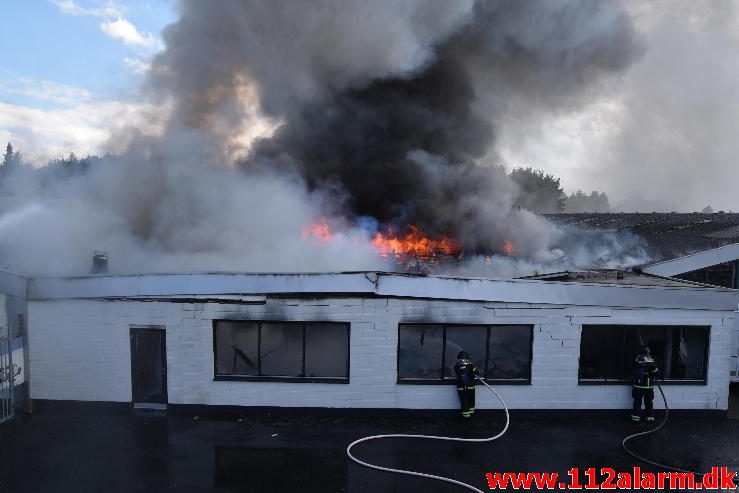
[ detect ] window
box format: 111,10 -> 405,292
578,325 -> 709,384
398,324 -> 532,384
398,325 -> 443,379
213,321 -> 349,382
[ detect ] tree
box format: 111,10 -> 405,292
508,167 -> 565,213
2,142 -> 14,167
564,190 -> 611,213
2,142 -> 22,168
46,152 -> 94,178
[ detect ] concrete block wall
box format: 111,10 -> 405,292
27,296 -> 734,410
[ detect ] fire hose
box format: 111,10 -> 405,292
346,377 -> 509,493
622,383 -> 704,477
347,378 -> 702,490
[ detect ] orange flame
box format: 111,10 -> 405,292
302,220 -> 464,262
372,225 -> 462,257
302,217 -> 333,245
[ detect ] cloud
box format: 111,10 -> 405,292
50,1 -> 161,55
101,18 -> 157,47
49,0 -> 122,18
0,98 -> 168,164
123,57 -> 150,75
0,74 -> 93,106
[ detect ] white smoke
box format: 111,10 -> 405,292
0,138 -> 387,276
0,0 -> 656,277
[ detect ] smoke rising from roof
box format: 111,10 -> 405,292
495,1 -> 739,213
0,0 -> 652,276
153,0 -> 639,256
598,1 -> 739,212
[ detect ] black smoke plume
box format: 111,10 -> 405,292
219,0 -> 640,255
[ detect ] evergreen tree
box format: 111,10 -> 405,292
1,142 -> 23,168
2,142 -> 14,167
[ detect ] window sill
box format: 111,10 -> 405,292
578,380 -> 707,386
397,379 -> 531,386
214,376 -> 349,384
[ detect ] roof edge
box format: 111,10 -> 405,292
641,242 -> 739,277
26,271 -> 739,311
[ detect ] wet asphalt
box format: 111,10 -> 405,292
0,401 -> 737,492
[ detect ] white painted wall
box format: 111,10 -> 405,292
27,296 -> 734,411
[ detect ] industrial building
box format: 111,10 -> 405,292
1,213 -> 739,418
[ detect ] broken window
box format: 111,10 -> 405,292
487,325 -> 532,381
398,324 -> 532,383
215,321 -> 259,376
214,321 -> 349,381
578,325 -> 709,383
398,325 -> 443,379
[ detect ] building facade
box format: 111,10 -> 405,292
16,272 -> 737,412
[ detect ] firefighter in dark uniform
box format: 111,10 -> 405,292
454,351 -> 477,418
632,345 -> 659,424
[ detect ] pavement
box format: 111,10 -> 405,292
0,402 -> 738,492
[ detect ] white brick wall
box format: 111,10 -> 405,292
27,297 -> 734,411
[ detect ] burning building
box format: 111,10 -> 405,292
0,1 -> 738,420
0,228 -> 736,417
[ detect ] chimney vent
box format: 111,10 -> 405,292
91,251 -> 108,274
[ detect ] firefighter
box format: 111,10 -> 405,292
454,351 -> 477,418
632,345 -> 659,424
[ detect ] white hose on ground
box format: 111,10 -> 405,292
622,384 -> 704,477
346,377 -> 509,493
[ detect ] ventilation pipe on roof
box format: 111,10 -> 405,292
91,251 -> 108,274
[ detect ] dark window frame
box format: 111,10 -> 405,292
578,324 -> 710,386
396,323 -> 533,385
212,320 -> 350,384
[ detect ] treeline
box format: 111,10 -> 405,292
1,143 -> 107,186
2,143 -> 611,213
509,167 -> 611,213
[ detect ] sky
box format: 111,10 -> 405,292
2,1 -> 739,213
0,0 -> 175,161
